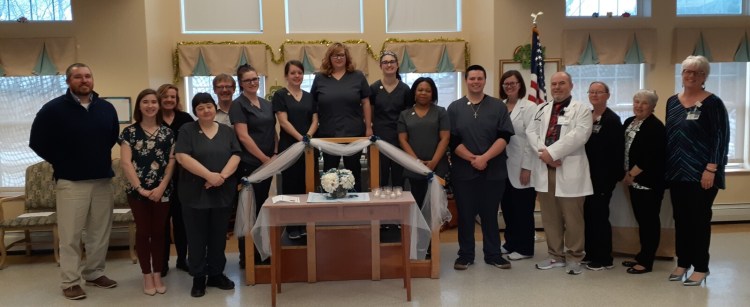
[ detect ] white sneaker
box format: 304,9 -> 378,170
507,252 -> 532,261
566,262 -> 583,275
536,258 -> 566,270
500,246 -> 509,254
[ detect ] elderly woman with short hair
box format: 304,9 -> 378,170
665,55 -> 729,286
620,89 -> 666,275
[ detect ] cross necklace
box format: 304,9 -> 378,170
469,101 -> 482,119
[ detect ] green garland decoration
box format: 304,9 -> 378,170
513,44 -> 546,69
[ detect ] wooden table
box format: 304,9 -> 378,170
261,192 -> 418,307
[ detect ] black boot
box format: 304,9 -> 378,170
190,276 -> 206,297
206,274 -> 235,290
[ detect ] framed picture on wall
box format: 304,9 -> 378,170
498,58 -> 563,97
103,97 -> 132,124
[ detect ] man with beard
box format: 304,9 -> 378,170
212,73 -> 236,127
30,63 -> 120,300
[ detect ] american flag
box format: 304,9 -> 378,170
528,26 -> 547,104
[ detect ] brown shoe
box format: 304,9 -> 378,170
63,285 -> 87,300
85,276 -> 118,288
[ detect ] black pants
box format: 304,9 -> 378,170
670,182 -> 717,273
322,152 -> 362,192
164,188 -> 187,268
281,155 -> 307,196
629,187 -> 664,269
453,175 -> 505,263
236,161 -> 273,265
407,177 -> 428,209
583,191 -> 614,265
183,205 -> 232,278
501,180 -> 537,256
379,153 -> 404,187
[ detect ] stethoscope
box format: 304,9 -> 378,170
533,101 -> 568,122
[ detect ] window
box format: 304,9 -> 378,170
676,0 -> 744,15
285,0 -> 362,33
183,76 -> 265,116
399,72 -> 462,109
567,64 -> 646,121
674,62 -> 749,168
566,0 -> 641,17
385,0 -> 461,33
0,0 -> 71,21
0,76 -> 67,188
181,0 -> 262,34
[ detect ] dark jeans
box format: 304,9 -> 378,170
379,153 -> 404,187
583,191 -> 614,265
322,152 -> 362,192
453,175 -> 505,263
183,205 -> 233,278
670,182 -> 717,273
628,187 -> 664,269
128,196 -> 170,274
501,181 -> 537,256
163,189 -> 187,268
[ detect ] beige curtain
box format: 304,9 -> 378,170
0,37 -> 76,76
562,29 -> 656,65
382,41 -> 467,72
672,28 -> 750,63
282,42 -> 371,75
176,43 -> 269,77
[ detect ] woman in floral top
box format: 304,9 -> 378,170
119,88 -> 176,295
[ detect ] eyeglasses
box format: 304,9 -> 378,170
587,91 -> 608,95
381,60 -> 397,65
502,82 -> 519,87
241,77 -> 260,83
214,85 -> 234,90
331,54 -> 346,60
682,69 -> 706,76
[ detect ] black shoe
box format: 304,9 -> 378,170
191,276 -> 206,298
622,260 -> 638,267
161,265 -> 169,277
586,262 -> 615,271
176,259 -> 189,272
486,257 -> 512,269
453,258 -> 473,270
288,228 -> 302,240
626,265 -> 652,274
206,274 -> 235,290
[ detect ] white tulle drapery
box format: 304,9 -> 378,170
235,137 -> 451,260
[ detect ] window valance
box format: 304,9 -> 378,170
0,37 -> 76,76
175,42 -> 273,80
562,29 -> 656,65
381,39 -> 468,73
281,41 -> 375,75
672,28 -> 750,63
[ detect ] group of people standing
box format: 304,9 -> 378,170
29,49 -> 726,300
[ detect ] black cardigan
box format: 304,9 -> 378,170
585,108 -> 625,194
624,114 -> 666,190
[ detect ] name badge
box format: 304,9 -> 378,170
687,110 -> 701,120
557,116 -> 570,125
628,131 -> 637,138
592,124 -> 602,133
161,196 -> 170,202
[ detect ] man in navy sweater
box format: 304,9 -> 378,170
30,63 -> 120,300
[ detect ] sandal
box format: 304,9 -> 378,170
621,260 -> 638,267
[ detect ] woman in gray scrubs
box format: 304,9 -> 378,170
310,42 -> 372,192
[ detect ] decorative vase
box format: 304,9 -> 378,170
329,186 -> 348,199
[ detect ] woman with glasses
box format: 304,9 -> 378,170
310,42 -> 372,192
157,84 -> 194,276
665,55 -> 729,286
119,88 -> 175,295
497,70 -> 537,261
229,64 -> 278,268
582,81 -> 625,271
272,60 -> 318,240
370,51 -> 412,189
176,93 -> 241,297
620,89 -> 665,275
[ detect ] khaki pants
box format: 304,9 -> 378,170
56,179 -> 114,289
537,168 -> 585,263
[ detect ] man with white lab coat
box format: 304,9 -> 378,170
526,72 -> 593,275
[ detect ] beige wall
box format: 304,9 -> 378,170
2,0 -> 749,204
